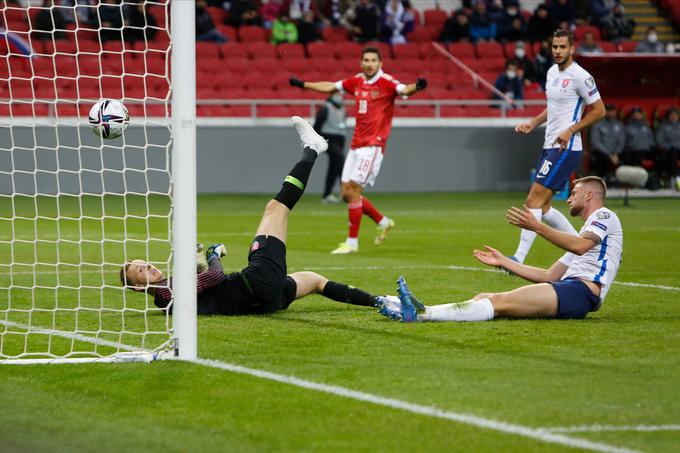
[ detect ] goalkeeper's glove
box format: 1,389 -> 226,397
196,244 -> 208,273
205,243 -> 227,261
415,78 -> 428,91
289,76 -> 305,88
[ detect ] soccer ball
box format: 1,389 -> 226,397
89,99 -> 129,139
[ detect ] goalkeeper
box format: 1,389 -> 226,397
120,117 -> 382,315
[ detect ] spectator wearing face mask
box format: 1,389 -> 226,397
604,4 -> 634,42
508,42 -> 537,87
635,27 -> 664,53
493,60 -> 524,104
498,2 -> 527,42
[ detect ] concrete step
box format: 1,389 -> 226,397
625,7 -> 659,14
621,0 -> 654,6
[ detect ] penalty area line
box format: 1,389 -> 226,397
190,357 -> 639,453
540,424 -> 680,433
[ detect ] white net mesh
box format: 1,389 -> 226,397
0,1 -> 174,361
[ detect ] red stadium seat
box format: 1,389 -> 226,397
250,57 -> 277,72
216,25 -> 237,42
243,41 -> 276,59
221,42 -> 249,59
394,104 -> 436,117
147,5 -> 167,29
278,56 -> 307,72
392,43 -> 422,60
224,57 -> 249,72
322,26 -> 350,42
574,25 -> 601,41
507,105 -> 545,117
474,57 -> 506,71
207,6 -> 225,26
248,74 -> 276,90
407,26 -> 439,42
258,105 -> 302,117
238,26 -> 267,42
448,42 -> 476,58
599,41 -> 616,52
440,105 -> 467,117
334,42 -> 363,58
276,43 -> 305,59
476,42 -> 504,58
306,42 -> 336,58
503,41 -> 530,58
196,42 -> 221,59
311,57 -> 339,72
617,40 -> 637,52
210,72 -> 247,90
363,41 -> 392,59
423,9 -> 448,28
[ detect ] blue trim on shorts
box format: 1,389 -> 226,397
550,277 -> 601,319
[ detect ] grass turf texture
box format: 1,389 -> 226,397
1,193 -> 679,452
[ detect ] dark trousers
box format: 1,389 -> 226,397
591,151 -> 618,179
657,148 -> 679,177
622,150 -> 654,167
323,134 -> 345,198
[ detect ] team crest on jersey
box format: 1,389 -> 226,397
562,79 -> 570,88
371,90 -> 379,98
250,241 -> 260,252
597,211 -> 610,220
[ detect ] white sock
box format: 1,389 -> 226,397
346,238 -> 358,248
378,216 -> 391,228
513,208 -> 542,263
419,298 -> 495,322
542,207 -> 577,235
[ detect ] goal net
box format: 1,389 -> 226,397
0,1 -> 195,363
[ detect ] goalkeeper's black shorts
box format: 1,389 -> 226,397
240,235 -> 296,314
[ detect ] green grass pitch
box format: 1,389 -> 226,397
1,192 -> 679,452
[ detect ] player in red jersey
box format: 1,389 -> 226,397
290,47 -> 427,254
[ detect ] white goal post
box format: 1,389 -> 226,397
0,0 -> 196,364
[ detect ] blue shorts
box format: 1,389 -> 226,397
534,148 -> 582,191
549,278 -> 601,319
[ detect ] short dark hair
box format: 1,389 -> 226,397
361,46 -> 382,61
573,176 -> 607,198
119,262 -> 131,286
551,29 -> 574,46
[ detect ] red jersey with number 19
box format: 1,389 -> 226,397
337,70 -> 404,151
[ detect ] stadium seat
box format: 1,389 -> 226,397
507,105 -> 545,117
221,42 -> 249,59
334,42 -> 362,59
617,40 -> 637,52
224,57 -> 249,72
311,57 -> 339,72
363,41 -> 392,59
464,105 -> 500,117
306,42 -> 336,59
31,57 -> 57,78
248,74 -> 276,90
147,5 -> 167,29
476,42 -> 504,58
474,57 -> 505,71
599,41 -> 616,52
211,72 -> 247,90
278,56 -> 307,72
276,43 -> 305,59
322,26 -> 350,42
448,42 -> 476,58
574,25 -> 601,41
207,6 -> 225,26
503,41 -> 530,58
238,26 -> 267,42
423,9 -> 448,28
392,43 -> 422,60
258,105 -> 303,117
251,57 -> 278,72
394,104 -> 436,117
440,105 -> 467,117
196,42 -> 221,59
243,41 -> 277,59
407,27 -> 440,42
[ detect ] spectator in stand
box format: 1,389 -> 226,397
59,0 -> 98,27
590,0 -> 616,28
533,38 -> 552,88
123,0 -> 157,43
229,0 -> 262,27
623,107 -> 656,167
381,0 -> 408,44
549,0 -> 575,27
350,0 -> 381,43
509,41 -> 537,87
604,4 -> 634,42
33,0 -> 68,41
500,16 -> 528,42
470,0 -> 497,42
439,11 -> 472,43
590,104 -> 625,183
493,60 -> 523,103
196,0 -> 228,42
528,4 -> 557,43
635,27 -> 665,53
261,0 -> 284,28
297,9 -> 322,43
271,12 -> 299,44
576,31 -> 603,54
99,0 -> 124,43
488,0 -> 506,25
401,1 -> 417,37
285,0 -> 317,23
655,107 -> 680,189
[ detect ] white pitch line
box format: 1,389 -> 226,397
1,263 -> 679,292
192,357 -> 638,453
542,424 -> 680,433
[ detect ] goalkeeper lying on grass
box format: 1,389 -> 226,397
120,117 -> 382,315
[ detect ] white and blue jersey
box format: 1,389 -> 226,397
543,61 -> 601,151
559,207 -> 623,306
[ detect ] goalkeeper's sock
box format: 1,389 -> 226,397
420,298 -> 495,322
348,200 -> 362,239
543,207 -> 577,234
323,281 -> 375,306
274,147 -> 317,211
361,196 -> 384,223
513,208 -> 542,263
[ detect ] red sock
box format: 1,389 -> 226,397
348,200 -> 362,239
361,196 -> 384,224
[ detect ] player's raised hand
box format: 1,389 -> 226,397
553,128 -> 573,151
289,76 -> 305,89
473,246 -> 504,267
506,205 -> 541,231
514,121 -> 534,134
206,243 -> 227,261
415,78 -> 428,91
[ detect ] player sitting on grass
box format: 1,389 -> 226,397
378,176 -> 623,322
121,117 -> 384,315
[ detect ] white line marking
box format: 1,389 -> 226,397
2,264 -> 679,292
542,424 -> 680,433
192,357 -> 638,453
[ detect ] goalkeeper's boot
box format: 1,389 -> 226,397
397,276 -> 425,323
206,243 -> 227,261
374,217 -> 395,246
376,295 -> 403,321
291,116 -> 328,154
330,241 -> 358,255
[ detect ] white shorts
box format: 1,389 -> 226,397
341,146 -> 384,187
